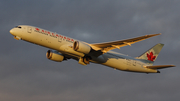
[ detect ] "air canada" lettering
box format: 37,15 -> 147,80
34,28 -> 74,42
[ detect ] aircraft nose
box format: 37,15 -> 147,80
10,29 -> 15,35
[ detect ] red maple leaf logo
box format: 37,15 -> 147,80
147,52 -> 156,61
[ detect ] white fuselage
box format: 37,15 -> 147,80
10,25 -> 158,73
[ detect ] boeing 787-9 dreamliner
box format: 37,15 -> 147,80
10,25 -> 175,73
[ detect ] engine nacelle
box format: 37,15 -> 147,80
73,41 -> 92,54
46,50 -> 64,62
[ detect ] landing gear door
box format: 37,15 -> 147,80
27,27 -> 32,33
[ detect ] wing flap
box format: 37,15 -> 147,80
144,65 -> 175,69
90,33 -> 161,52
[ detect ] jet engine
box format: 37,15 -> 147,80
73,41 -> 92,54
46,50 -> 64,62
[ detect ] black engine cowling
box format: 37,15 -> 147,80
73,41 -> 92,54
46,50 -> 64,62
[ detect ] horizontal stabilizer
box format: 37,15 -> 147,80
144,65 -> 175,69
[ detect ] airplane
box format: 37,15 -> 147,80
10,25 -> 175,73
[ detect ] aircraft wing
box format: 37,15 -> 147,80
90,33 -> 161,53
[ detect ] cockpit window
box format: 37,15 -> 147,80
15,26 -> 22,29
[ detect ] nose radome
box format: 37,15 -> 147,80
10,29 -> 13,34
10,29 -> 14,35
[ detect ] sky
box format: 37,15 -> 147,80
1,0 -> 180,101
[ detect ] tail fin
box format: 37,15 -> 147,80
137,43 -> 164,64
